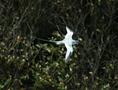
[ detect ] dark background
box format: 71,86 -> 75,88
0,0 -> 118,90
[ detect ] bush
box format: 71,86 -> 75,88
0,0 -> 118,89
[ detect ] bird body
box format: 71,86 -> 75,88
53,26 -> 78,61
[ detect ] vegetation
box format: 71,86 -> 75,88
0,0 -> 118,90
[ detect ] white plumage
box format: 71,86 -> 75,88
53,26 -> 78,61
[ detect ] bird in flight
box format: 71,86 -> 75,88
51,26 -> 79,61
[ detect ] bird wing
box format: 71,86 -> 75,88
65,44 -> 73,60
65,26 -> 73,39
66,26 -> 72,34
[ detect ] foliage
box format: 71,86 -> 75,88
0,0 -> 118,90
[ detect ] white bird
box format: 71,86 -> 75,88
51,26 -> 79,61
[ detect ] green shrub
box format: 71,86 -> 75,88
0,0 -> 118,90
